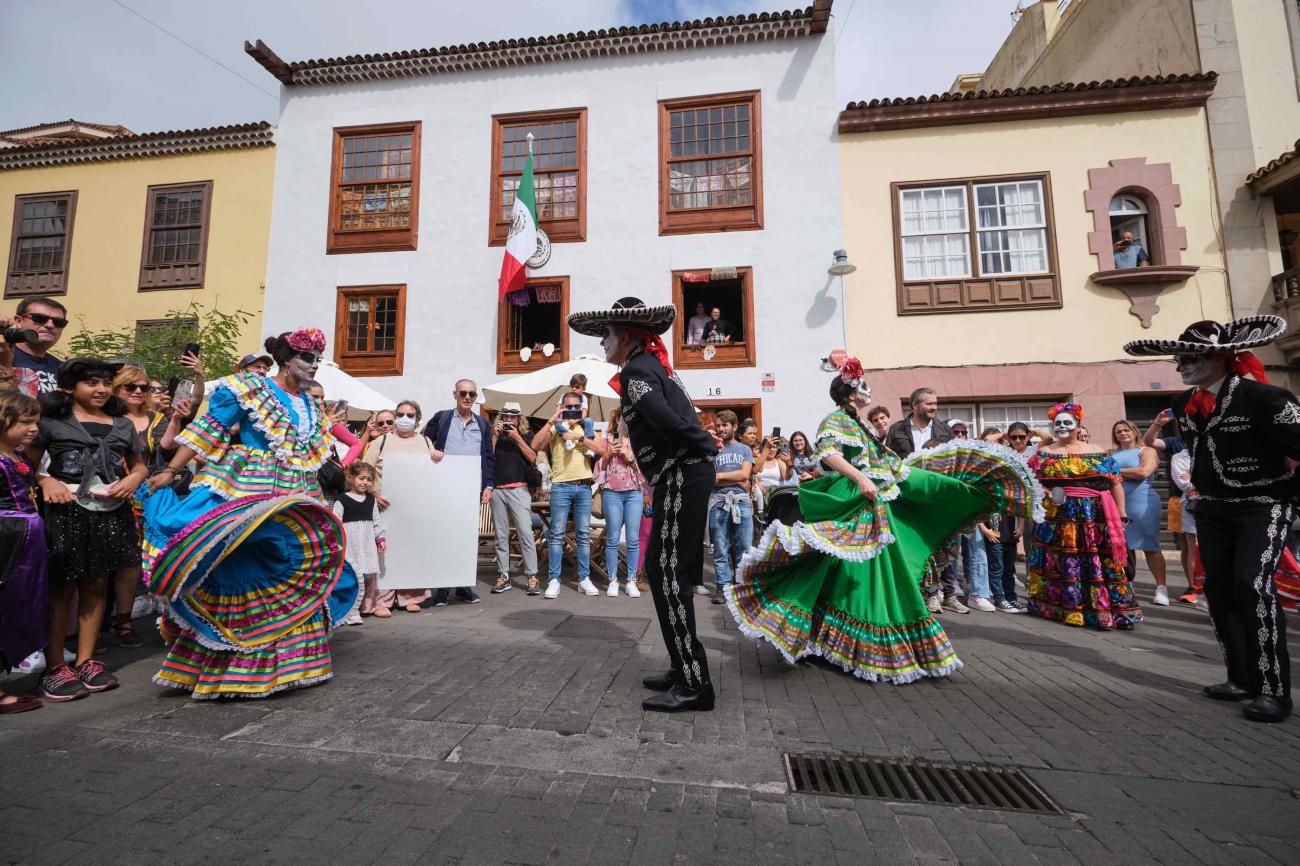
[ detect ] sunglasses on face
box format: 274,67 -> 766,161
119,383 -> 149,394
22,312 -> 68,328
150,385 -> 168,394
457,390 -> 477,399
1009,434 -> 1028,441
375,419 -> 396,427
396,411 -> 417,419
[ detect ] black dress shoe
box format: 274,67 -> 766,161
642,682 -> 715,713
1243,695 -> 1292,723
642,671 -> 677,692
1203,682 -> 1252,702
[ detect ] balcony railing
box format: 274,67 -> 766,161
1272,265 -> 1300,302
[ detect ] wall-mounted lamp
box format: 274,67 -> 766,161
828,249 -> 856,276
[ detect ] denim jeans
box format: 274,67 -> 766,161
985,537 -> 1019,603
602,488 -> 643,582
708,498 -> 754,586
966,530 -> 991,599
548,482 -> 592,581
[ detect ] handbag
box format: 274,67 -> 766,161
317,444 -> 346,496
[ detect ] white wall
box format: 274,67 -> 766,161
263,34 -> 842,432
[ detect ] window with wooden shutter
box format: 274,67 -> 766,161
6,191 -> 77,298
328,122 -> 421,254
139,181 -> 213,290
334,285 -> 406,375
658,91 -> 763,235
489,109 -> 586,245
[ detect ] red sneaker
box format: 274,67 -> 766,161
73,659 -> 119,693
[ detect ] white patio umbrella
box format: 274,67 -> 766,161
482,355 -> 620,421
206,360 -> 398,421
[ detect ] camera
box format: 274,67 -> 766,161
561,408 -> 582,420
502,421 -> 516,431
2,327 -> 37,345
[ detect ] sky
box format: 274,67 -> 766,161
0,0 -> 1019,134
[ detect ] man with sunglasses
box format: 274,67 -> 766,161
424,379 -> 495,604
7,296 -> 68,396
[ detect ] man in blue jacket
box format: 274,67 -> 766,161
423,378 -> 494,604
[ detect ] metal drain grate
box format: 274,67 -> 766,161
548,615 -> 652,642
783,752 -> 1064,815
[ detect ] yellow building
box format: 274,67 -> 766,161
838,74 -> 1230,437
0,120 -> 274,346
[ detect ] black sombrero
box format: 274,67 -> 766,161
567,296 -> 676,338
1123,315 -> 1287,357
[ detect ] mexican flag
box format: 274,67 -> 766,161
498,148 -> 536,299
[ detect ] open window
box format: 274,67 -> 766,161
670,266 -> 755,369
1109,193 -> 1155,266
334,284 -> 406,376
497,276 -> 569,374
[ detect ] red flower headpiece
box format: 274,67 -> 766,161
286,328 -> 326,353
837,356 -> 871,397
1047,401 -> 1084,421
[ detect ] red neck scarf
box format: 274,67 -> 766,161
1188,350 -> 1270,417
608,328 -> 673,395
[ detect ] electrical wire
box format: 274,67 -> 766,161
108,0 -> 280,102
834,0 -> 859,46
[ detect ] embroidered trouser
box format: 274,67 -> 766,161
646,461 -> 713,691
1196,501 -> 1292,700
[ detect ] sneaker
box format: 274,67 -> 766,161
968,597 -> 997,613
607,580 -> 619,598
73,659 -> 118,693
1153,586 -> 1170,606
1178,591 -> 1199,605
491,576 -> 513,594
942,596 -> 970,615
432,589 -> 450,607
341,612 -> 364,626
526,577 -> 541,596
693,585 -> 711,596
926,595 -> 942,614
39,665 -> 89,702
996,600 -> 1024,614
544,579 -> 561,599
456,588 -> 481,604
577,578 -> 599,596
130,595 -> 156,619
17,651 -> 45,675
626,582 -> 640,598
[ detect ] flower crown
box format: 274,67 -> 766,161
286,328 -> 326,353
837,357 -> 871,396
1047,401 -> 1084,421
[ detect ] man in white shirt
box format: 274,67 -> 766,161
685,303 -> 710,345
884,387 -> 953,458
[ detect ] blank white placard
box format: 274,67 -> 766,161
378,452 -> 480,589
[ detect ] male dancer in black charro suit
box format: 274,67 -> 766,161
568,298 -> 717,712
1126,316 -> 1298,723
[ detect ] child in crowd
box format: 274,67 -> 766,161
335,461 -> 385,625
28,359 -> 148,701
0,390 -> 46,713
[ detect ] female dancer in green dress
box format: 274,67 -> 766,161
727,358 -> 1042,683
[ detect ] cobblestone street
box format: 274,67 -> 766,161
2,565 -> 1298,864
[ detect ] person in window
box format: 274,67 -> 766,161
701,307 -> 735,343
1113,231 -> 1150,269
685,303 -> 710,346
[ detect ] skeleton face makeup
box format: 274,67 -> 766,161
1052,412 -> 1078,439
1175,353 -> 1223,387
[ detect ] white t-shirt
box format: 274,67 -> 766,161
686,314 -> 710,345
908,419 -> 933,454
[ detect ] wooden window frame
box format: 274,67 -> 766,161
138,180 -> 213,291
657,90 -> 764,236
670,266 -> 757,369
892,172 -> 1061,316
488,108 -> 587,246
496,276 -> 570,374
6,190 -> 77,298
334,284 -> 406,376
694,398 -> 762,435
327,121 -> 421,254
135,316 -> 200,357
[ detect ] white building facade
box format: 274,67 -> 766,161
249,3 -> 842,431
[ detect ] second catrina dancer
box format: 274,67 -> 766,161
726,357 -> 1042,683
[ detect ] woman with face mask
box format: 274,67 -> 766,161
360,401 -> 435,615
1026,402 -> 1140,630
1111,419 -> 1169,606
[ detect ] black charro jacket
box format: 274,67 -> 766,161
618,348 -> 717,487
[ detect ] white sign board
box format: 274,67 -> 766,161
378,453 -> 480,589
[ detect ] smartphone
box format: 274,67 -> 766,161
771,426 -> 781,439
333,399 -> 349,417
172,379 -> 194,404
182,342 -> 201,358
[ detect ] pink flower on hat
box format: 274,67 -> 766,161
286,328 -> 326,352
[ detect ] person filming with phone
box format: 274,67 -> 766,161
531,390 -> 605,598
1113,230 -> 1150,269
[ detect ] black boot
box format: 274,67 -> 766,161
642,682 -> 715,713
1242,695 -> 1292,723
642,671 -> 677,692
1203,682 -> 1251,702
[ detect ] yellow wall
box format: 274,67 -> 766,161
0,145 -> 275,346
839,107 -> 1231,370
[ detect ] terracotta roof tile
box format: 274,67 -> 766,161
1247,139 -> 1300,188
0,122 -> 274,170
247,3 -> 830,87
0,118 -> 133,137
843,73 -> 1217,110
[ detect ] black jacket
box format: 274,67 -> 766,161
619,348 -> 717,486
1174,374 -> 1300,504
884,415 -> 954,459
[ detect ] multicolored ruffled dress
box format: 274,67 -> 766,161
1026,451 -> 1141,630
142,372 -> 357,699
727,410 -> 1042,683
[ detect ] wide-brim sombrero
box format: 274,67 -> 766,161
567,296 -> 676,337
1123,315 -> 1287,357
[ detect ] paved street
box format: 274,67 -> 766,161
2,562 -> 1298,865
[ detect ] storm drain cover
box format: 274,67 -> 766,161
783,752 -> 1064,815
548,615 -> 651,642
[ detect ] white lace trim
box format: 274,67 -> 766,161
903,437 -> 1046,523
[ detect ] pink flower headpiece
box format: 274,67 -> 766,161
837,357 -> 871,397
286,328 -> 326,353
1047,401 -> 1085,421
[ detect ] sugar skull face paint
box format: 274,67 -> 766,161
1175,353 -> 1220,387
1052,412 -> 1078,439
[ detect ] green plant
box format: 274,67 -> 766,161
67,302 -> 254,383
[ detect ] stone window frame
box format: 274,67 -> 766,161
1084,158 -> 1187,269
